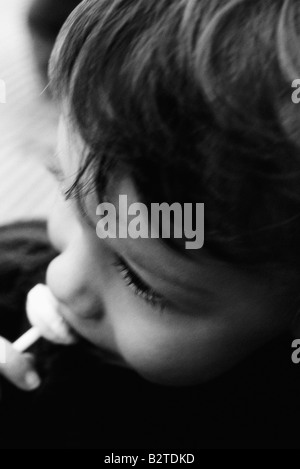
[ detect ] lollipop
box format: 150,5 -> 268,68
13,284 -> 76,352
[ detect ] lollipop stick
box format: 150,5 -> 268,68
13,327 -> 41,353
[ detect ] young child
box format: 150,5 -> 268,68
1,0 -> 300,449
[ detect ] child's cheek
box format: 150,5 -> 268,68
109,302 -> 270,386
108,306 -> 215,385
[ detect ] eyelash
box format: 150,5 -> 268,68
114,257 -> 166,312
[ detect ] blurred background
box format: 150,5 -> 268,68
0,0 -> 79,225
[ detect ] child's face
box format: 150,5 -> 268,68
46,118 -> 292,385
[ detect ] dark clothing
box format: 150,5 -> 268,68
0,221 -> 298,449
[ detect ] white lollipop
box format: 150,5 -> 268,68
13,284 -> 75,352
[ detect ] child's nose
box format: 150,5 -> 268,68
46,234 -> 105,321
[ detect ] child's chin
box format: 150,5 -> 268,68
136,357 -> 242,387
136,367 -> 216,387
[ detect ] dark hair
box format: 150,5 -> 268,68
49,0 -> 300,267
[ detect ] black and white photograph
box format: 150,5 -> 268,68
0,0 -> 299,451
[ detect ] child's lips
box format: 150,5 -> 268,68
57,304 -> 123,362
51,309 -> 75,339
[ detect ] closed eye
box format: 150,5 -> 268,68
113,256 -> 167,312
